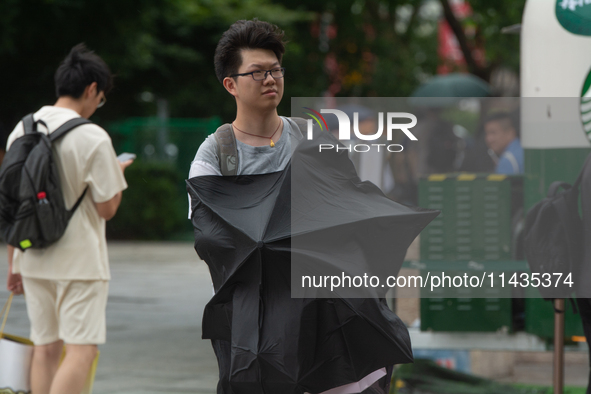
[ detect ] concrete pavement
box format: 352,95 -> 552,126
0,242 -> 218,394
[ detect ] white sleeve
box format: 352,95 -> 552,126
187,160 -> 223,218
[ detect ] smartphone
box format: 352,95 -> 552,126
117,152 -> 137,162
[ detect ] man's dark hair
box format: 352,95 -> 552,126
214,19 -> 286,84
484,111 -> 512,125
484,110 -> 520,137
54,43 -> 113,99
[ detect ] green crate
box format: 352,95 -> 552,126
421,297 -> 512,332
420,269 -> 513,332
419,179 -> 452,260
418,174 -> 521,262
418,174 -> 522,332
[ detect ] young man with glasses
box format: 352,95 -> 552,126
6,43 -> 131,394
189,19 -> 393,394
189,20 -> 291,179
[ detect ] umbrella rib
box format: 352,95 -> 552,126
260,169 -> 290,242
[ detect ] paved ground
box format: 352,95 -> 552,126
1,242 -> 589,392
0,242 -> 218,394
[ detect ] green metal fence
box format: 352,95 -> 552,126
105,117 -> 221,240
108,116 -> 221,177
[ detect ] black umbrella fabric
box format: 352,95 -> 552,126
186,131 -> 439,394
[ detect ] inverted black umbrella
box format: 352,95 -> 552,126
186,131 -> 439,394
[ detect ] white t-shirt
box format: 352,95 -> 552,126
7,106 -> 127,280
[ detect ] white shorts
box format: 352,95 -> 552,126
22,277 -> 109,345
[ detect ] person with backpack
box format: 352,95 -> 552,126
4,44 -> 131,394
188,19 -> 393,394
523,152 -> 591,394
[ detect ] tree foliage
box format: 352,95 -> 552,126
0,0 -> 310,131
0,0 -> 524,134
0,0 -> 527,239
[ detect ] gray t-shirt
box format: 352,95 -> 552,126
188,116 -> 300,216
189,116 -> 298,177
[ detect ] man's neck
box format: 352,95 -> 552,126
54,97 -> 84,116
501,136 -> 518,154
234,106 -> 281,137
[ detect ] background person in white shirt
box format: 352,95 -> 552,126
6,44 -> 132,394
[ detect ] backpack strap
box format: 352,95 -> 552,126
47,117 -> 92,215
287,117 -> 307,139
68,187 -> 89,217
22,113 -> 48,135
547,181 -> 572,197
23,114 -> 36,134
286,117 -> 309,155
214,124 -> 238,176
50,118 -> 92,142
570,297 -> 579,314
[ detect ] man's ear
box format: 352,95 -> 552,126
84,82 -> 98,99
223,77 -> 238,97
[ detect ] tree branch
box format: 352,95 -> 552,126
404,3 -> 421,40
439,0 -> 488,80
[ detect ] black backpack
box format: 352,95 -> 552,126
523,154 -> 591,299
0,114 -> 90,251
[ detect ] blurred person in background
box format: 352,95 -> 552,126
392,108 -> 461,205
484,111 -> 523,174
325,104 -> 395,195
5,44 -> 131,394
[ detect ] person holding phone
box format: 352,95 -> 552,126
5,44 -> 132,394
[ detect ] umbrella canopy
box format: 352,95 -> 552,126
409,73 -> 491,108
186,131 -> 439,394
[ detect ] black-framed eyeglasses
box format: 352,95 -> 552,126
230,68 -> 285,81
97,95 -> 106,109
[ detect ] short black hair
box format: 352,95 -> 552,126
214,19 -> 286,84
483,110 -> 520,138
484,111 -> 515,128
54,43 -> 113,99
